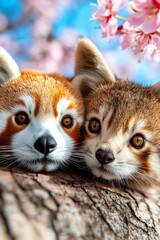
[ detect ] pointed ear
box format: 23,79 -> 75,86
72,38 -> 116,97
152,82 -> 160,100
0,46 -> 20,84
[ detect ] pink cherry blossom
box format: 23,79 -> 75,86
128,0 -> 160,33
153,0 -> 160,9
26,29 -> 79,74
92,0 -> 127,40
120,21 -> 160,59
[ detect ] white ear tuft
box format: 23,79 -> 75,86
0,46 -> 20,83
72,38 -> 116,97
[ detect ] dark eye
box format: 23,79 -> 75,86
15,112 -> 29,125
61,115 -> 73,129
130,134 -> 145,149
88,118 -> 101,134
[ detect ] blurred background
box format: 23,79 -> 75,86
0,0 -> 159,86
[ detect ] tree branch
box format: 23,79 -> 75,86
0,168 -> 160,240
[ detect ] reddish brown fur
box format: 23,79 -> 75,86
63,123 -> 81,144
84,80 -> 160,186
85,81 -> 160,143
0,70 -> 84,145
34,94 -> 41,117
138,148 -> 152,173
0,116 -> 27,146
0,71 -> 83,113
15,99 -> 26,107
73,38 -> 160,194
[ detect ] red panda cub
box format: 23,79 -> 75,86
0,47 -> 84,172
73,39 -> 160,194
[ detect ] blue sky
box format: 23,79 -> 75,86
0,0 -> 159,86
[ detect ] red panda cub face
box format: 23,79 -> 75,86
84,82 -> 160,190
73,38 -> 160,192
0,47 -> 84,172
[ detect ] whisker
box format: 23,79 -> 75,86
127,174 -> 144,192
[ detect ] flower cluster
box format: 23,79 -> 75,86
92,0 -> 160,60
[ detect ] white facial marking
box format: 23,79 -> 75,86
99,105 -> 106,117
3,95 -> 82,172
11,115 -> 74,168
57,97 -> 83,125
133,120 -> 154,139
26,162 -> 59,172
0,111 -> 10,132
85,128 -> 138,180
85,116 -> 159,181
11,95 -> 35,115
57,97 -> 71,116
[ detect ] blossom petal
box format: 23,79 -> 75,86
152,33 -> 160,47
101,16 -> 118,40
120,33 -> 132,49
120,23 -> 160,60
142,13 -> 160,33
127,12 -> 147,27
112,0 -> 127,12
134,0 -> 153,9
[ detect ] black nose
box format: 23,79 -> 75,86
95,149 -> 115,165
34,135 -> 57,155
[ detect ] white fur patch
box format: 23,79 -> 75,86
85,127 -> 139,180
133,119 -> 154,140
11,114 -> 74,167
11,95 -> 35,114
57,97 -> 71,116
26,162 -> 59,172
99,105 -> 106,117
57,97 -> 83,125
0,92 -> 82,172
9,95 -> 80,171
20,95 -> 35,112
84,116 -> 157,181
0,110 -> 10,132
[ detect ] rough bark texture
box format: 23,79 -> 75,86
0,168 -> 160,240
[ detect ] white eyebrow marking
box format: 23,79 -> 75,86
11,95 -> 35,114
99,105 -> 106,116
99,105 -> 114,127
57,97 -> 71,116
56,97 -> 83,125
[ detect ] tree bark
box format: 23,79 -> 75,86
0,168 -> 160,240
